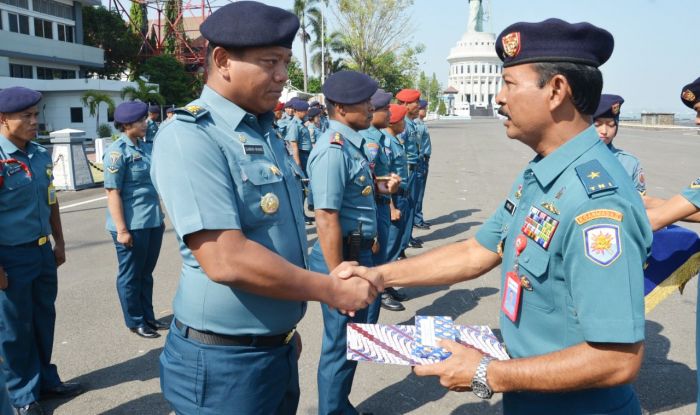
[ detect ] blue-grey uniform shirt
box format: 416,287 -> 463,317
285,117 -> 313,151
415,118 -> 432,157
385,130 -> 408,191
308,120 -> 377,239
0,136 -> 53,246
360,126 -> 392,203
608,144 -> 645,195
319,115 -> 329,132
475,127 -> 651,414
308,123 -> 320,147
103,134 -> 163,232
399,116 -> 420,165
681,178 -> 700,208
151,86 -> 308,336
145,119 -> 158,143
276,115 -> 290,137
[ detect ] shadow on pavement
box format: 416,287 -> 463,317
98,393 -> 171,415
419,221 -> 482,243
634,320 -> 696,413
451,400 -> 503,414
425,209 -> 480,227
398,287 -> 499,326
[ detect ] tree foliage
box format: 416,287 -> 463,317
129,0 -> 147,37
136,55 -> 194,106
437,99 -> 447,116
164,0 -> 184,55
288,58 -> 321,93
120,78 -> 165,105
81,91 -> 115,135
82,6 -> 141,79
428,73 -> 442,111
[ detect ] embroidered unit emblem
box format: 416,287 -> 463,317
502,32 -> 521,58
583,224 -> 622,266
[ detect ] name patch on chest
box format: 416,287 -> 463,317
504,199 -> 516,216
243,144 -> 265,155
521,206 -> 559,249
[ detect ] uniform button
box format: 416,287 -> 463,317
523,257 -> 529,263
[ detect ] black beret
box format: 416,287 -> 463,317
323,71 -> 378,105
114,101 -> 148,124
418,99 -> 428,109
308,107 -> 322,118
370,89 -> 392,109
166,107 -> 174,114
200,1 -> 299,49
681,77 -> 700,109
496,18 -> 614,68
594,94 -> 624,120
291,100 -> 309,111
0,87 -> 42,113
148,105 -> 160,113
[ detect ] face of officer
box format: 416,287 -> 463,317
594,117 -> 618,145
334,99 -> 374,131
419,108 -> 427,120
0,105 -> 39,149
294,109 -> 308,120
403,100 -> 420,119
390,119 -> 406,135
148,112 -> 159,121
210,46 -> 291,115
372,105 -> 391,129
124,117 -> 148,139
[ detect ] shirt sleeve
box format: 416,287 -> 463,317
475,205 -> 505,253
308,146 -> 347,211
681,178 -> 700,208
633,164 -> 646,195
285,122 -> 299,142
103,149 -> 125,190
150,124 -> 241,239
561,197 -> 649,343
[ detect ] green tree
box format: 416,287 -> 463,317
137,55 -> 193,106
437,99 -> 447,116
164,0 -> 184,55
293,0 -> 321,91
120,78 -> 165,105
428,73 -> 442,111
82,6 -> 141,79
81,91 -> 115,135
288,58 -> 305,91
309,29 -> 347,77
417,71 -> 429,98
129,0 -> 147,37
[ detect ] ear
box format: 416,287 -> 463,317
547,74 -> 572,112
335,103 -> 346,117
211,47 -> 232,80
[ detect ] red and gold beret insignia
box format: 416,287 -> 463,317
682,89 -> 697,103
502,32 -> 521,58
611,102 -> 621,115
330,132 -> 344,146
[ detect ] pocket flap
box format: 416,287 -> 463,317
240,161 -> 283,186
519,245 -> 550,277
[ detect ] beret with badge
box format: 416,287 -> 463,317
200,1 -> 300,49
681,77 -> 700,109
291,100 -> 309,111
396,89 -> 420,103
594,94 -> 624,121
0,87 -> 42,113
323,70 -> 378,105
371,89 -> 393,109
389,104 -> 408,124
148,104 -> 160,113
307,107 -> 322,118
496,18 -> 614,68
114,101 -> 148,124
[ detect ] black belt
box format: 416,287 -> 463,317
174,319 -> 295,347
375,197 -> 391,205
343,237 -> 375,250
1,236 -> 50,248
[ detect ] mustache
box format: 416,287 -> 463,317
497,108 -> 510,119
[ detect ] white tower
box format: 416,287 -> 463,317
446,1 -> 502,117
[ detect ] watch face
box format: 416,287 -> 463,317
471,380 -> 492,399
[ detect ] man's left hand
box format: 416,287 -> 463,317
413,340 -> 485,392
54,241 -> 66,267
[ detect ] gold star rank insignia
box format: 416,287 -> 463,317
361,185 -> 372,196
587,171 -> 600,179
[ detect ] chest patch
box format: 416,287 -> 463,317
243,144 -> 265,155
503,199 -> 516,216
583,224 -> 621,266
521,206 -> 559,250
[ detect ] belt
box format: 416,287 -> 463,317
174,319 -> 295,347
375,197 -> 391,205
1,236 -> 50,248
343,237 -> 376,250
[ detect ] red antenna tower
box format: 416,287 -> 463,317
108,0 -> 214,70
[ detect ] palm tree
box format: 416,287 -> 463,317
309,29 -> 347,77
81,90 -> 115,135
120,78 -> 165,105
292,0 -> 320,92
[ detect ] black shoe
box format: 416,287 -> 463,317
385,287 -> 408,302
412,237 -> 424,244
14,402 -> 44,415
40,381 -> 83,400
422,221 -> 432,227
146,319 -> 169,330
409,239 -> 423,248
304,215 -> 315,225
380,293 -> 405,311
130,326 -> 160,338
413,223 -> 430,230
398,250 -> 407,259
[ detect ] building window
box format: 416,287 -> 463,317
9,63 -> 33,78
70,107 -> 83,123
37,66 -> 76,79
34,18 -> 53,39
56,23 -> 73,42
32,0 -> 73,19
467,65 -> 470,74
0,0 -> 29,9
7,12 -> 30,34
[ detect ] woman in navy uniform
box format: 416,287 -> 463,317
103,101 -> 166,339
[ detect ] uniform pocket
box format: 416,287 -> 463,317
239,160 -> 286,225
0,173 -> 32,212
518,245 -> 554,312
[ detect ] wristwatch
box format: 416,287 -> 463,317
471,356 -> 494,399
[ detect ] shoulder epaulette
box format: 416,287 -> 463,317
173,105 -> 209,123
575,159 -> 618,198
330,131 -> 344,146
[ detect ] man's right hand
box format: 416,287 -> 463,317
391,207 -> 401,221
326,275 -> 378,316
117,231 -> 133,248
0,266 -> 7,290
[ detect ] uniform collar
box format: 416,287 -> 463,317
119,134 -> 141,150
529,126 -> 600,188
362,125 -> 383,140
329,120 -> 364,149
200,85 -> 274,133
0,134 -> 36,157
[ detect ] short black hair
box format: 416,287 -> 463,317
206,43 -> 246,70
113,121 -> 124,132
532,62 -> 602,115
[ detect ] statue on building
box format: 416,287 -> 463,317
468,0 -> 484,32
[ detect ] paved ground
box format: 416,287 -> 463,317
40,118 -> 698,414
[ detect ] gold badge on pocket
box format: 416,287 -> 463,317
260,193 -> 279,214
361,185 -> 372,196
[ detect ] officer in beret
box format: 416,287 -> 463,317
150,3 -> 381,414
163,107 -> 175,124
593,94 -> 646,195
0,87 -> 82,415
360,90 -> 404,313
413,99 -> 433,229
307,70 -> 399,415
306,106 -> 322,145
273,101 -> 285,123
384,103 -> 410,264
145,105 -> 159,143
285,99 -> 315,223
351,18 -> 652,415
103,101 -> 167,339
277,100 -> 295,136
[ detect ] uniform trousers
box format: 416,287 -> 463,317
0,243 -> 61,407
0,370 -> 11,415
160,321 -> 300,415
110,225 -> 164,329
386,194 -> 410,262
300,149 -> 314,210
413,158 -> 429,226
401,169 -> 418,249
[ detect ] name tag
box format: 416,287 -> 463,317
504,199 -> 516,216
501,271 -> 522,322
244,144 -> 265,155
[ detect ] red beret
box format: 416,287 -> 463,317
274,102 -> 284,111
396,89 -> 420,103
389,104 -> 407,124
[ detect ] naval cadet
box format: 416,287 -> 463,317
285,99 -> 311,168
150,3 -> 380,414
103,101 -> 167,339
396,89 -> 423,250
0,87 -> 82,415
307,106 -> 322,145
277,99 -> 295,136
594,94 -> 646,195
384,103 -> 410,263
145,105 -> 159,143
351,18 -> 651,415
360,89 -> 404,313
307,70 -> 399,415
413,99 -> 432,229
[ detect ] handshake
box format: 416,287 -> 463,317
325,262 -> 384,316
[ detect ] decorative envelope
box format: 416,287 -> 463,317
347,323 -> 510,365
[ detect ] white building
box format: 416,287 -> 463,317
0,0 -> 141,135
446,2 -> 502,117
